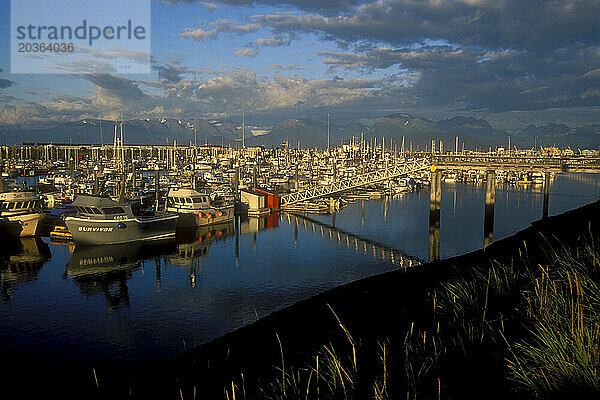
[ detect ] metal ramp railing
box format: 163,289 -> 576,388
280,157 -> 431,205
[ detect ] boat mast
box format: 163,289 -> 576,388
242,99 -> 245,149
99,118 -> 103,147
327,113 -> 330,152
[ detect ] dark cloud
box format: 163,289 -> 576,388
180,18 -> 261,40
0,67 -> 15,89
270,63 -> 311,71
152,64 -> 188,83
174,0 -> 600,115
319,45 -> 475,72
400,48 -> 600,112
0,78 -> 15,89
84,74 -> 147,102
162,0 -> 363,16
255,33 -> 295,47
254,1 -> 600,53
246,0 -> 600,114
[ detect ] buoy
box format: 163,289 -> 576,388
217,211 -> 223,217
208,213 -> 214,219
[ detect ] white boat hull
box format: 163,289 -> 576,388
65,215 -> 179,245
7,212 -> 44,237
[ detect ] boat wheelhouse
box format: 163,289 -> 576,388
0,191 -> 46,237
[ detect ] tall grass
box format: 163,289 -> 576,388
254,307 -> 448,400
219,231 -> 600,399
505,233 -> 600,394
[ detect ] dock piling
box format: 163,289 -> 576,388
429,169 -> 442,261
543,172 -> 550,218
484,170 -> 496,248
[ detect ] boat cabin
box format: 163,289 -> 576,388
166,188 -> 211,210
0,192 -> 44,214
71,195 -> 132,220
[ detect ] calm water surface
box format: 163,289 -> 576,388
1,172 -> 599,367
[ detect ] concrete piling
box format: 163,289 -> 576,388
484,170 -> 496,248
429,168 -> 442,261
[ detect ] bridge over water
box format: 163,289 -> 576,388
433,153 -> 600,173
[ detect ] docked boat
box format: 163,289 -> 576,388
64,194 -> 179,245
529,172 -> 545,185
280,201 -> 329,214
0,190 -> 46,237
166,188 -> 234,228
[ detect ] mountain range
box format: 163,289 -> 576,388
2,114 -> 599,150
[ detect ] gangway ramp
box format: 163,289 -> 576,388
280,157 -> 431,205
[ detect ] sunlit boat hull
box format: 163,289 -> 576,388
6,212 -> 45,237
65,215 -> 179,245
174,205 -> 234,228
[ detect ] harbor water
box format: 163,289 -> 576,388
1,172 -> 599,369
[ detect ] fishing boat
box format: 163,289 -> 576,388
166,188 -> 234,228
0,190 -> 46,237
64,194 -> 179,245
529,172 -> 545,185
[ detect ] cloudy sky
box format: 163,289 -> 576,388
1,0 -> 600,130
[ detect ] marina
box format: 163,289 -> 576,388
0,161 -> 599,366
1,138 -> 600,396
0,141 -> 598,256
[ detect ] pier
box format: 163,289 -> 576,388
432,152 -> 600,173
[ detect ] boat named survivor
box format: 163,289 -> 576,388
64,195 -> 179,245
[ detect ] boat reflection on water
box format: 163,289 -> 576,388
0,237 -> 51,301
174,222 -> 235,265
62,214 -> 279,304
171,222 -> 235,287
65,240 -> 177,311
